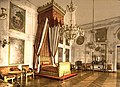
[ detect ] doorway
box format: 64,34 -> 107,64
117,46 -> 120,70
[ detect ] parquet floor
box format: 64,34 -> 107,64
18,70 -> 120,87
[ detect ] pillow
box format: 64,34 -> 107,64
10,68 -> 14,71
42,61 -> 50,65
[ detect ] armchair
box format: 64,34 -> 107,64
75,61 -> 83,70
22,65 -> 34,82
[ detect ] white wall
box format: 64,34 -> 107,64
0,0 -> 37,68
71,18 -> 120,71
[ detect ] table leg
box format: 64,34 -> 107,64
14,74 -> 20,87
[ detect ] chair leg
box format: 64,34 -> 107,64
26,75 -> 27,83
33,73 -> 34,79
12,78 -> 14,83
4,76 -> 7,82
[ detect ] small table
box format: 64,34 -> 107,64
82,63 -> 92,70
9,71 -> 22,86
107,63 -> 112,71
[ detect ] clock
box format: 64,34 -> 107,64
76,36 -> 84,45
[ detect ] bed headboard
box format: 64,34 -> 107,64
40,56 -> 51,65
59,62 -> 71,77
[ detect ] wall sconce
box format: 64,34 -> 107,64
0,39 -> 9,48
85,51 -> 90,54
108,49 -> 114,54
0,8 -> 7,19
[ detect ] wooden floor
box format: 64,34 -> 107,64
2,70 -> 120,87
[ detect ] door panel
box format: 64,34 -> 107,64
117,46 -> 120,69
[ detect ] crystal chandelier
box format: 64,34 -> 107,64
59,0 -> 84,40
60,24 -> 80,40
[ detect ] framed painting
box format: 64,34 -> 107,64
76,36 -> 84,45
9,3 -> 25,33
9,37 -> 24,64
95,28 -> 107,42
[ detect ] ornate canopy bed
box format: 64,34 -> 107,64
33,18 -> 72,78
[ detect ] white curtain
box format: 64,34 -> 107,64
49,26 -> 60,66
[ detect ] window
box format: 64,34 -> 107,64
59,36 -> 63,44
66,39 -> 70,46
65,49 -> 69,62
58,47 -> 63,62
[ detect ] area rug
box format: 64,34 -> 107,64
36,73 -> 77,80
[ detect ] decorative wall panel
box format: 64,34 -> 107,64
9,37 -> 24,64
